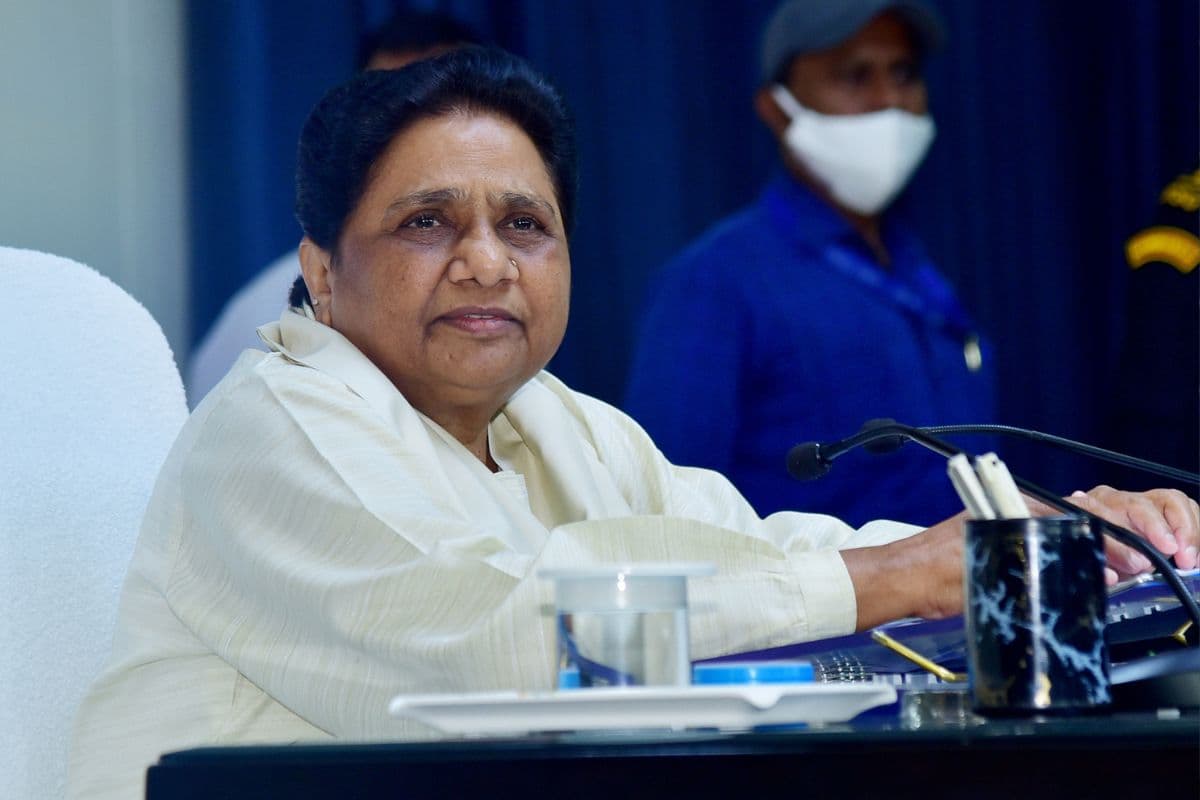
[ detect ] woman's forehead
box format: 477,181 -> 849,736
363,112 -> 559,209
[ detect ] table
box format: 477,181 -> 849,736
146,711 -> 1198,799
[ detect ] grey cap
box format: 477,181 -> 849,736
760,0 -> 945,83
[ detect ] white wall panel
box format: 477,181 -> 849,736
0,0 -> 188,358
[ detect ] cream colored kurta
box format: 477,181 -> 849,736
67,311 -> 918,799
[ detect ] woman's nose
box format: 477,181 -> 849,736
448,227 -> 518,287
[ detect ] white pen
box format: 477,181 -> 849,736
973,452 -> 1029,518
947,453 -> 997,519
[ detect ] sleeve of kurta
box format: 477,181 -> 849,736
553,387 -> 921,660
159,362 -> 918,741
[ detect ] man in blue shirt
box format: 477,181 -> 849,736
624,0 -> 996,527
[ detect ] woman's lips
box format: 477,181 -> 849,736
437,306 -> 521,335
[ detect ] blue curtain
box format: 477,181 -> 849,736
187,0 -> 1197,493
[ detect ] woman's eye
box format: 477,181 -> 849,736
405,213 -> 440,229
508,216 -> 540,232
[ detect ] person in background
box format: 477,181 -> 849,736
624,0 -> 995,527
185,9 -> 479,407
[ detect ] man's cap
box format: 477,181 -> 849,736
760,0 -> 945,83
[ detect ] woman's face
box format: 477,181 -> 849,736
310,112 -> 570,426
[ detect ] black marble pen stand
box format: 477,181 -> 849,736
965,516 -> 1112,715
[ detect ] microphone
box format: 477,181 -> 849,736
786,419 -> 1200,631
786,418 -> 923,481
785,442 -> 830,482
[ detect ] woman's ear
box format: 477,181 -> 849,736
298,237 -> 334,325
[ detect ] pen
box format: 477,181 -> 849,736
871,629 -> 965,683
946,453 -> 996,519
973,452 -> 1029,518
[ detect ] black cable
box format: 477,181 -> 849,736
1006,473 -> 1200,636
904,423 -> 1200,635
923,423 -> 1199,485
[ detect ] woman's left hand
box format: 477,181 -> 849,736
1032,485 -> 1200,583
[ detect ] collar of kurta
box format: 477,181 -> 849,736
256,310 -> 533,450
254,310 -> 632,536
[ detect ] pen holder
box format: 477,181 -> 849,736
964,516 -> 1111,715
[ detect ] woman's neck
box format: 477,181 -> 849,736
431,408 -> 501,472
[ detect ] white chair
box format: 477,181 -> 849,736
0,247 -> 188,799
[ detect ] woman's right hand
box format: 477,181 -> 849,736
841,511 -> 968,631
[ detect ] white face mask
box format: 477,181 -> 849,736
770,84 -> 936,215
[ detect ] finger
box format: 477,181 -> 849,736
1153,489 -> 1200,569
1069,490 -> 1153,574
1077,486 -> 1178,554
1104,566 -> 1118,585
1120,492 -> 1179,556
1103,537 -> 1153,575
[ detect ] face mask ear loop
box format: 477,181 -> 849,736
769,84 -> 807,121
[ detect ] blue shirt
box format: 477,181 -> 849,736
623,174 -> 997,527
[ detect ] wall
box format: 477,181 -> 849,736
0,0 -> 188,359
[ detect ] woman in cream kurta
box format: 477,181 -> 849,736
68,310 -> 917,798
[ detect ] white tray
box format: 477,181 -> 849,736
389,682 -> 896,735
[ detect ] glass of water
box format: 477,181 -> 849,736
540,563 -> 715,688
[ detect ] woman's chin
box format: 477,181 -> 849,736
432,361 -> 544,407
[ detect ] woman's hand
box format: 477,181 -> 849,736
843,485 -> 1199,630
842,511 -> 969,631
1037,485 -> 1200,583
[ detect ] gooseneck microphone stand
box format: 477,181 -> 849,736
786,419 -> 1200,633
920,423 -> 1198,485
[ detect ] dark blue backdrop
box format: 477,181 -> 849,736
186,0 -> 1198,495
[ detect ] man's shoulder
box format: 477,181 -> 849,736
641,206 -> 783,306
666,204 -> 772,272
659,179 -> 834,281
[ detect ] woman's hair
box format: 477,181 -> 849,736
291,47 -> 577,308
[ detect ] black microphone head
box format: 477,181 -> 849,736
787,442 -> 831,481
859,418 -> 907,455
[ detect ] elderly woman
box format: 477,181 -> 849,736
69,48 -> 1197,799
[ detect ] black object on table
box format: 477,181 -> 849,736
146,712 -> 1198,800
